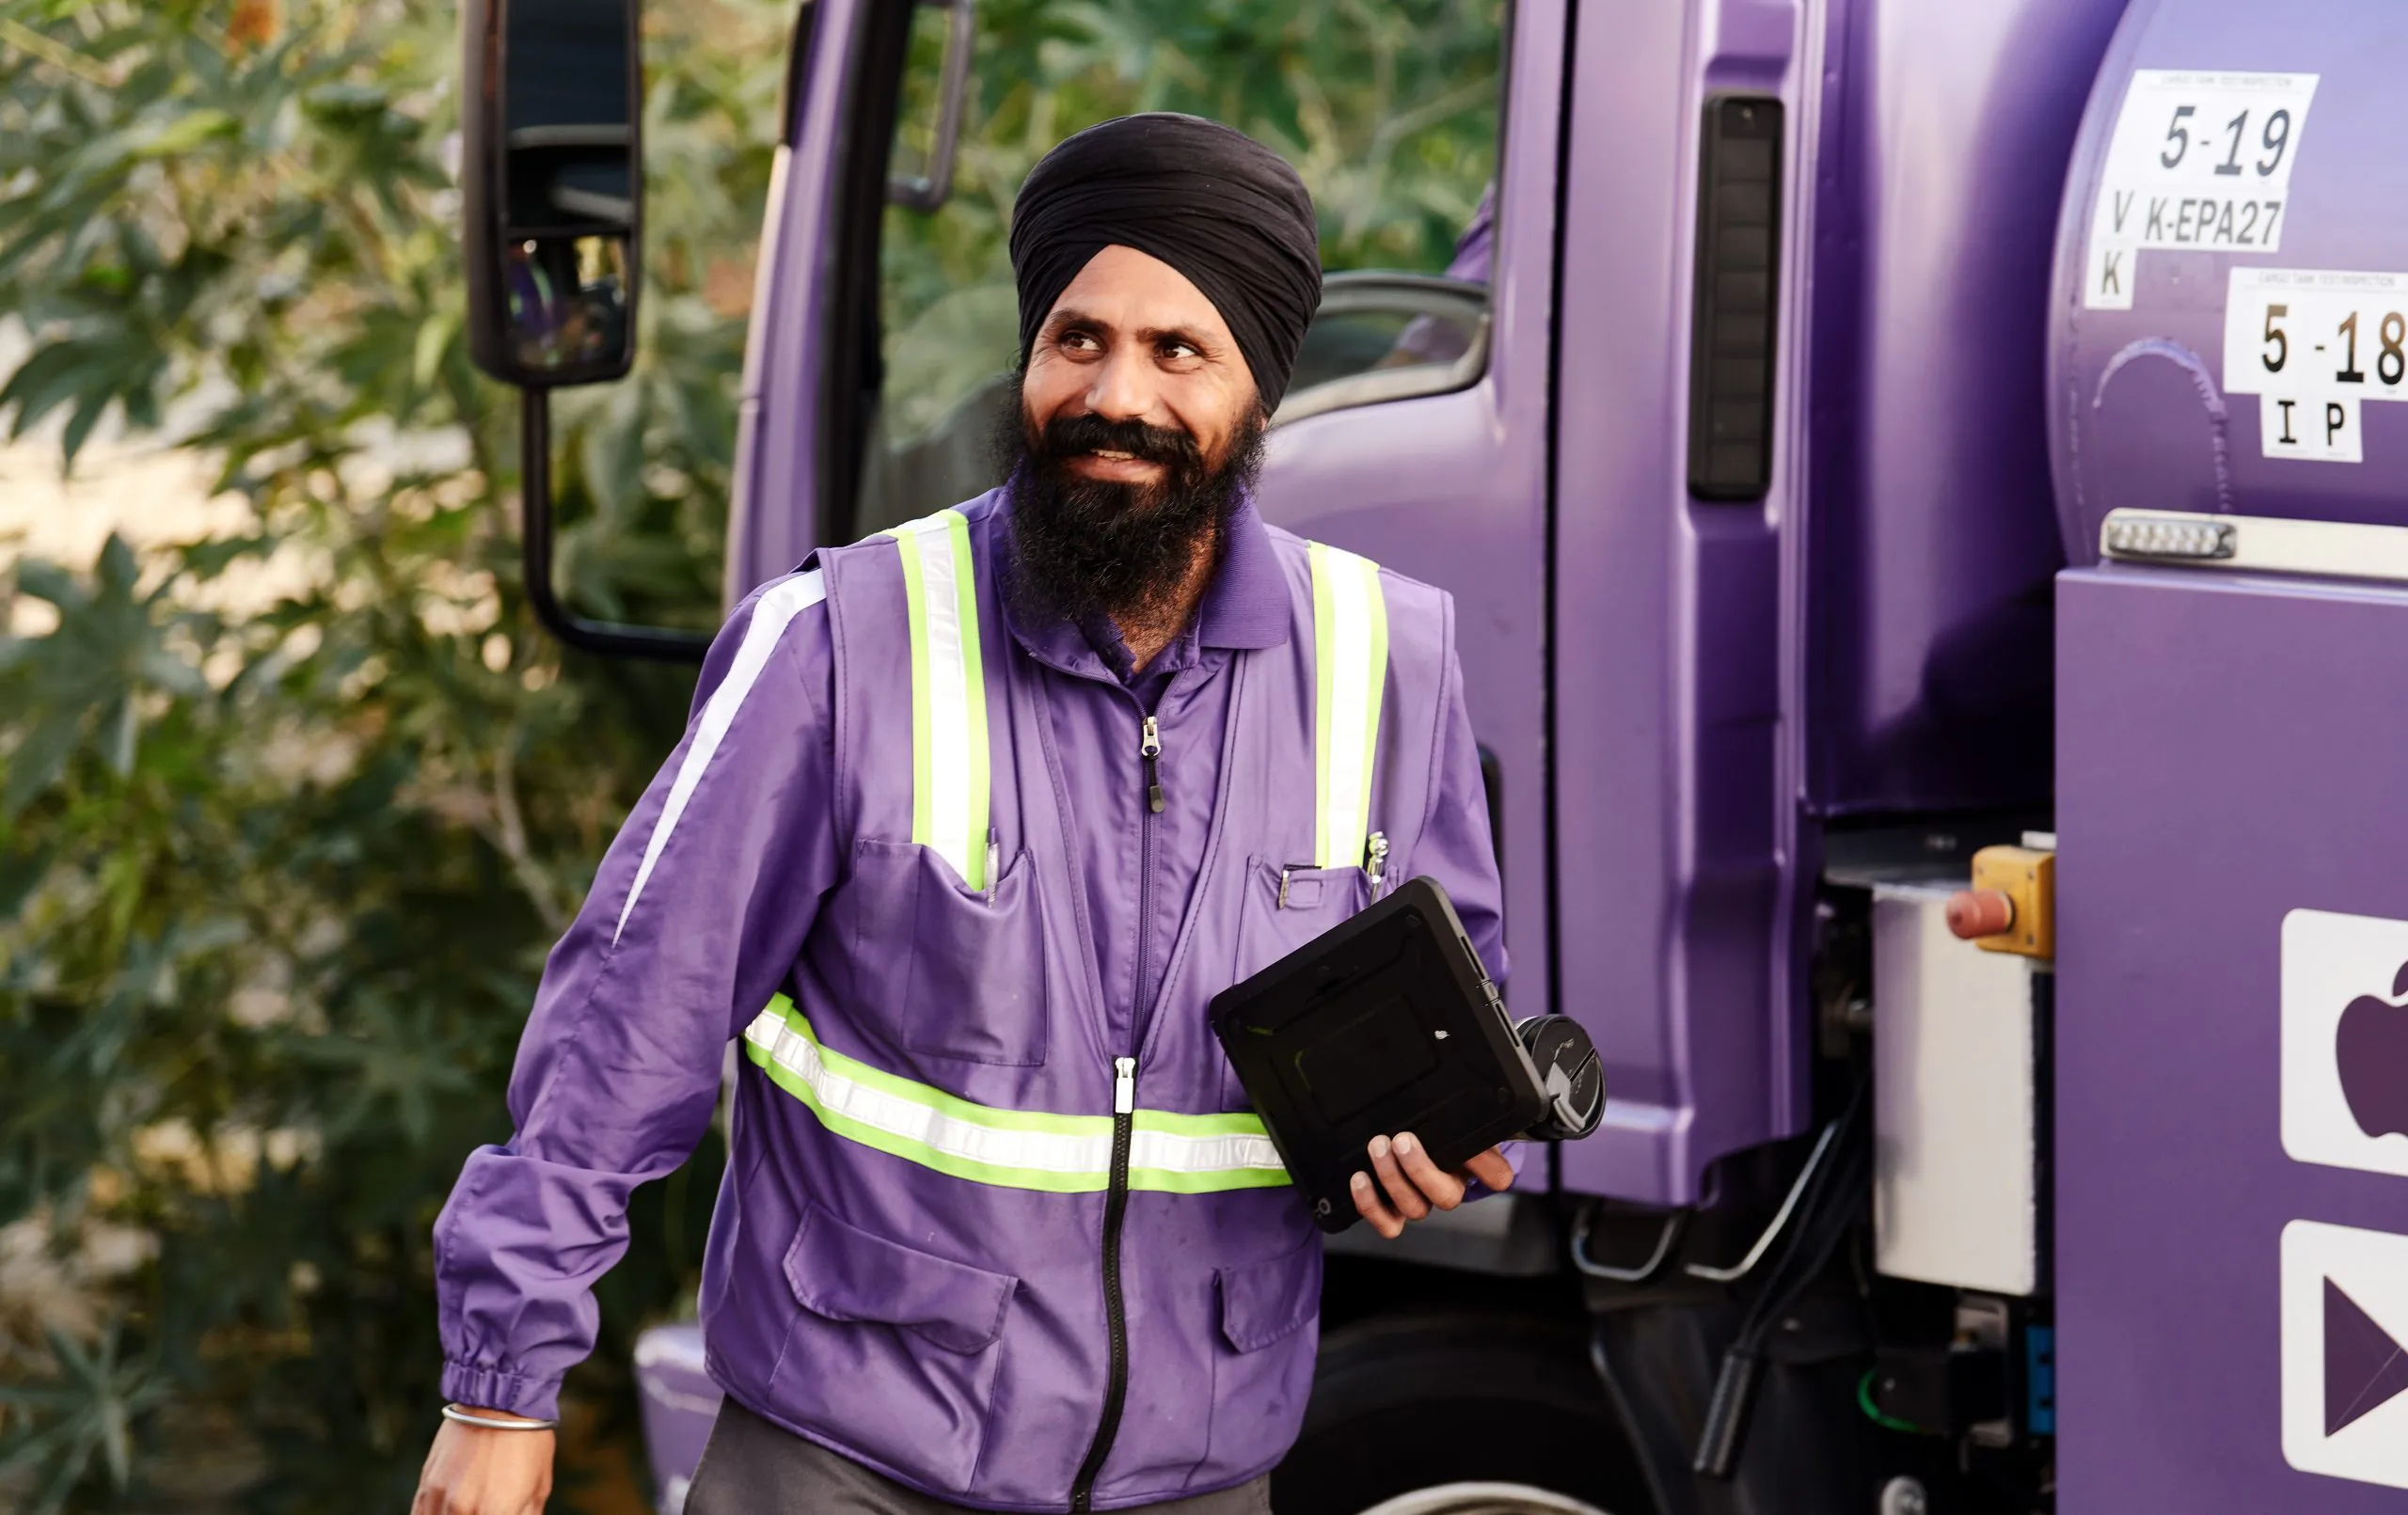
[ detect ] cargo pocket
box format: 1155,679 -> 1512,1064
769,1200 -> 1018,1494
1206,1233 -> 1323,1476
1223,857 -> 1370,1105
844,838 -> 1049,1066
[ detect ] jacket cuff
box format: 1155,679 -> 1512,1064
440,1361 -> 562,1423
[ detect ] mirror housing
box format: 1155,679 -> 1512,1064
461,0 -> 708,662
462,0 -> 642,389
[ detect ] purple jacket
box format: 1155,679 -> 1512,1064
433,487 -> 1507,1511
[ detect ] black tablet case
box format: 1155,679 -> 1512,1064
1209,876 -> 1546,1232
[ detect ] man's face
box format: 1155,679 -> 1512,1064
1002,245 -> 1269,625
1020,244 -> 1259,486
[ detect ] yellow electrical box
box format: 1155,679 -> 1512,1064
1966,844 -> 2053,960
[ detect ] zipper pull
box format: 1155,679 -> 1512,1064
984,830 -> 999,903
1365,830 -> 1389,892
1139,717 -> 1164,814
1114,1056 -> 1136,1115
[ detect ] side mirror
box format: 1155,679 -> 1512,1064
1271,273 -> 1492,429
462,0 -> 642,389
461,0 -> 710,661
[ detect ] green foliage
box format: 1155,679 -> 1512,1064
0,0 -> 1503,1509
0,1 -> 771,1507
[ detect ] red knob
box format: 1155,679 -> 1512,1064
1945,889 -> 2016,940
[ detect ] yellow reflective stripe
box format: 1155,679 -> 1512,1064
742,998 -> 1291,1193
1308,542 -> 1388,870
883,510 -> 989,891
950,511 -> 991,892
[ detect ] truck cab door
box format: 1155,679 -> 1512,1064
724,0 -> 974,599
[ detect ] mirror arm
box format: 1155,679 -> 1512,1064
519,387 -> 713,663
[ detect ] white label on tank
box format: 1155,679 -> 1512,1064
2083,71 -> 2319,309
2254,393 -> 2363,463
2225,268 -> 2408,463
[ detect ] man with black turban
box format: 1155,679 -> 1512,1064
997,112 -> 1327,668
417,114 -> 1512,1515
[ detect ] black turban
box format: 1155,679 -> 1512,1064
1008,113 -> 1323,413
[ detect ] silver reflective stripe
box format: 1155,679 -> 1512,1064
1309,542 -> 1389,871
742,999 -> 1291,1194
885,511 -> 991,891
613,569 -> 825,945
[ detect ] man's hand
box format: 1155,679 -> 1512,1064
411,1412 -> 556,1515
1349,1132 -> 1513,1239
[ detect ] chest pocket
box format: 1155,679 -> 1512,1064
841,839 -> 1050,1067
1222,855 -> 1370,1107
836,509 -> 1050,1065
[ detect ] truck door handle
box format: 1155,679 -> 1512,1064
1687,93 -> 1784,502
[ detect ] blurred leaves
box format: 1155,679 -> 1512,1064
2,536 -> 203,816
0,1325 -> 167,1510
0,0 -> 765,1508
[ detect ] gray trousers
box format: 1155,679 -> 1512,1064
685,1397 -> 1275,1515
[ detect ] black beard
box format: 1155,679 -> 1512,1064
993,377 -> 1267,628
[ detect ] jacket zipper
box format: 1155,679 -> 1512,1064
1071,708 -> 1164,1510
1071,1055 -> 1137,1512
1139,715 -> 1164,813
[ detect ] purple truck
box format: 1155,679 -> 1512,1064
456,0 -> 2408,1509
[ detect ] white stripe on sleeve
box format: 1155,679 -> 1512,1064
612,569 -> 826,945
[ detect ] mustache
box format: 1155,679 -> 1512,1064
1035,411 -> 1205,471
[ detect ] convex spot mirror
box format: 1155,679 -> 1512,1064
462,0 -> 642,388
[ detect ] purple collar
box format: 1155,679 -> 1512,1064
1193,496 -> 1291,652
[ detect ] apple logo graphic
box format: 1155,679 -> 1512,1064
2335,959 -> 2408,1141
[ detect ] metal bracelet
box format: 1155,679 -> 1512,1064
442,1403 -> 558,1432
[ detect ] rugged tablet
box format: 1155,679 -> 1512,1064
1210,876 -> 1600,1233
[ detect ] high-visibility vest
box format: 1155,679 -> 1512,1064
734,504 -> 1396,1192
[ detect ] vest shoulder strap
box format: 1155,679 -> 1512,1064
882,508 -> 992,890
1306,541 -> 1390,872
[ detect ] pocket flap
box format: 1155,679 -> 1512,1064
783,1202 -> 1016,1355
1214,1236 -> 1323,1354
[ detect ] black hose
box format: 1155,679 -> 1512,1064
1691,1077 -> 1873,1481
1691,1346 -> 1766,1477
